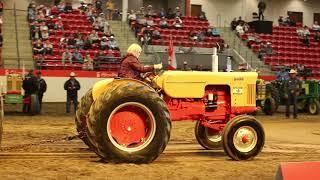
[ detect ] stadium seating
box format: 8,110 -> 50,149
33,10 -> 121,71
244,26 -> 320,76
134,16 -> 224,48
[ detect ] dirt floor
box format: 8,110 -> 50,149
0,112 -> 320,180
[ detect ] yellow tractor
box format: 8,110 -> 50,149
76,71 -> 265,163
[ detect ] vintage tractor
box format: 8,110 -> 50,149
75,71 -> 265,163
272,79 -> 320,115
256,79 -> 279,115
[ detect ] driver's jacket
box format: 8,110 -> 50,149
118,54 -> 154,80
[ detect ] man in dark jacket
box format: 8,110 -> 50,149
258,1 -> 266,21
118,43 -> 162,80
64,72 -> 80,113
22,70 -> 38,113
284,69 -> 302,119
36,71 -> 47,111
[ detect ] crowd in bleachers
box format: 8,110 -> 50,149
127,5 -> 224,49
27,1 -> 120,71
235,13 -> 320,76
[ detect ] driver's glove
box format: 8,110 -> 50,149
153,63 -> 163,70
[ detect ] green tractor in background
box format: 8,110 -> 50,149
256,79 -> 280,115
271,79 -> 320,115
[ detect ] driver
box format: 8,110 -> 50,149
118,43 -> 162,80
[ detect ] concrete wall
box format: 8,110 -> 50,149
190,0 -> 320,27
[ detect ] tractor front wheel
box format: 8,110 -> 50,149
222,115 -> 265,161
87,80 -> 171,164
308,100 -> 320,115
195,121 -> 222,150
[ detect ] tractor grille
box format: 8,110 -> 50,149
247,84 -> 256,105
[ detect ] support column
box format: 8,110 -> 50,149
185,0 -> 191,16
122,0 -> 128,22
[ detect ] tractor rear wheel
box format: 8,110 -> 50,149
308,99 -> 320,115
75,88 -> 94,148
222,115 -> 265,161
195,121 -> 222,150
262,97 -> 276,115
87,80 -> 171,164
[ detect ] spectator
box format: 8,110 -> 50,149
146,17 -> 154,26
236,22 -> 245,36
57,2 -> 66,12
196,31 -> 206,42
312,21 -> 320,32
41,28 -> 49,40
128,10 -> 137,25
152,28 -> 161,40
146,5 -> 154,17
88,30 -> 99,44
62,48 -> 72,64
199,11 -> 207,21
75,35 -> 84,49
231,17 -> 237,30
54,17 -> 63,30
212,27 -> 220,37
43,40 -> 53,55
107,36 -> 119,50
243,22 -> 250,32
64,2 -> 73,13
95,0 -> 102,13
67,34 -> 77,48
33,39 -> 44,55
22,70 -> 38,113
167,8 -> 174,19
36,71 -> 47,112
83,54 -> 94,70
276,67 -> 289,81
278,16 -> 285,26
159,8 -> 166,18
72,49 -> 84,63
159,16 -> 168,28
258,42 -> 273,59
174,7 -> 182,18
64,72 -> 80,113
78,1 -> 88,14
141,31 -> 151,45
83,35 -> 92,50
173,17 -> 183,29
106,0 -> 115,20
315,31 -> 320,42
96,13 -> 106,30
285,15 -> 296,27
301,26 -> 310,47
103,21 -> 111,34
100,36 -> 109,50
237,16 -> 244,26
95,50 -> 107,66
59,37 -> 68,49
92,20 -> 101,31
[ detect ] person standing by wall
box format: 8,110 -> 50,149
22,70 -> 38,113
64,72 -> 81,113
106,0 -> 114,20
284,69 -> 302,119
36,71 -> 47,112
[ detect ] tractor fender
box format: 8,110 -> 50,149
92,78 -> 152,101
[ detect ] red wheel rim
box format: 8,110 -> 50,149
107,102 -> 156,152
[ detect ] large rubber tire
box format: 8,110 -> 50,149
195,121 -> 222,150
222,115 -> 265,161
308,99 -> 320,115
266,84 -> 280,112
262,97 -> 276,115
29,94 -> 40,115
87,80 -> 171,164
75,88 -> 94,148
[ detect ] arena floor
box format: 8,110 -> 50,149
0,112 -> 320,180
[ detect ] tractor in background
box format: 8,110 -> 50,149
2,73 -> 40,115
256,79 -> 279,115
75,71 -> 265,164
